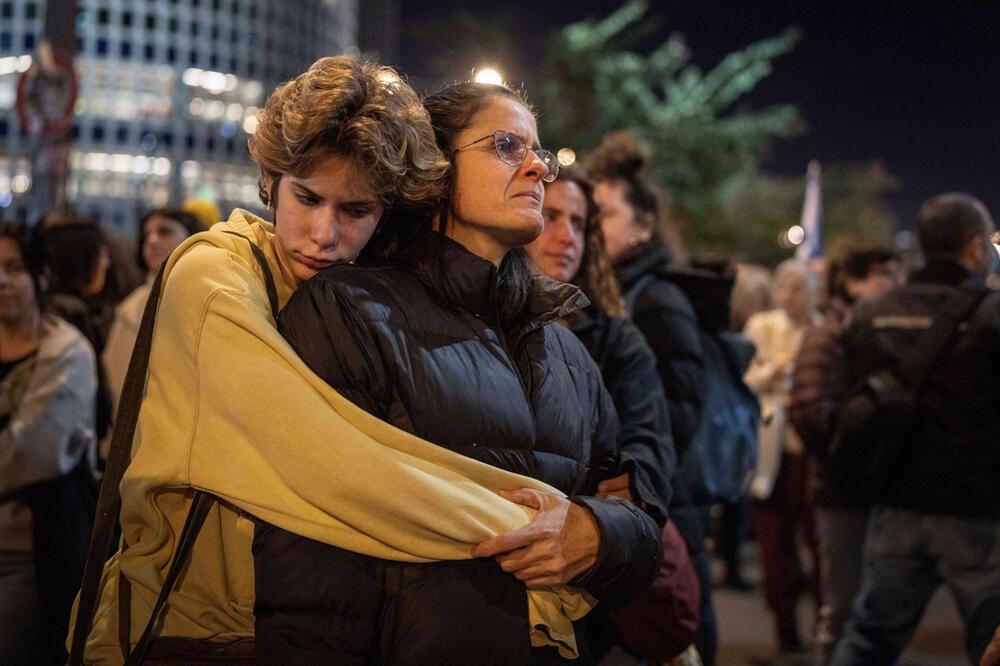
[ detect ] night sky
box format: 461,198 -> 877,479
398,0 -> 1000,228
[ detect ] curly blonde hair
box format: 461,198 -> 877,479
249,56 -> 448,214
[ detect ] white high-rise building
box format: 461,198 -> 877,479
0,0 -> 358,232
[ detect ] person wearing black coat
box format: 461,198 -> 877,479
255,83 -> 661,664
831,193 -> 1000,665
525,168 -> 691,661
586,131 -> 756,666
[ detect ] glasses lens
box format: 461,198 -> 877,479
493,132 -> 526,166
535,149 -> 560,182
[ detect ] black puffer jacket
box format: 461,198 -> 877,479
256,232 -> 662,664
567,306 -> 674,524
837,259 -> 1000,519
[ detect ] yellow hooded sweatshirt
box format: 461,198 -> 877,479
73,210 -> 592,663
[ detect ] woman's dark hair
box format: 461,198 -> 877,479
584,132 -> 659,216
547,167 -> 626,317
584,131 -> 675,259
38,214 -> 106,297
136,207 -> 203,271
0,221 -> 48,312
371,81 -> 537,323
830,242 -> 898,303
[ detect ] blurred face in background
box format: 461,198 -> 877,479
775,268 -> 811,322
0,237 -> 38,327
269,154 -> 383,286
525,179 -> 587,283
594,179 -> 649,265
142,214 -> 193,273
844,260 -> 902,302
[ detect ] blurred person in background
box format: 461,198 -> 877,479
103,208 -> 203,414
831,193 -> 1000,665
731,263 -> 774,332
0,222 -> 97,665
586,131 -> 759,666
743,259 -> 822,654
182,198 -> 223,232
788,244 -> 900,665
41,216 -> 114,444
525,167 -> 691,661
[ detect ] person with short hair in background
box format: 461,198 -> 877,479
831,193 -> 1000,665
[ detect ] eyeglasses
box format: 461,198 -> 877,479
453,130 -> 560,183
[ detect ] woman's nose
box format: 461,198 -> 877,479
519,150 -> 547,182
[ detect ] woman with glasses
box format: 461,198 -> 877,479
257,82 -> 662,663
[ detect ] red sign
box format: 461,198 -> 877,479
16,46 -> 78,140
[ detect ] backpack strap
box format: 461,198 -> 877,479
69,232 -> 279,664
894,287 -> 985,392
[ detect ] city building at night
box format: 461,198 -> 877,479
0,0 -> 358,232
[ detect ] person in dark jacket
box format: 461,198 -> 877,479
831,193 -> 1000,665
788,244 -> 899,665
260,83 -> 662,664
39,216 -> 115,444
586,131 -> 757,666
525,168 -> 692,660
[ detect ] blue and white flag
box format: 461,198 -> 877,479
796,160 -> 823,260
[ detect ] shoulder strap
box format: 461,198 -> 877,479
69,233 -> 279,664
895,288 -> 985,390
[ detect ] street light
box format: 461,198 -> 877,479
557,148 -> 576,167
787,224 -> 805,246
474,68 -> 504,86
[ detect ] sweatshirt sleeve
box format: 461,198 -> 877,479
138,246 -> 545,563
0,332 -> 96,494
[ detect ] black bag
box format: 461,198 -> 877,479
69,233 -> 277,665
828,288 -> 985,501
21,454 -> 97,665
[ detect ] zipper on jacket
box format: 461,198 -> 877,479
487,276 -> 535,418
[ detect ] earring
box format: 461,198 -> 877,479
628,235 -> 641,248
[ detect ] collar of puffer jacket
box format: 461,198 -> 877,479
392,231 -> 589,330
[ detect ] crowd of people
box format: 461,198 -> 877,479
0,54 -> 997,666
